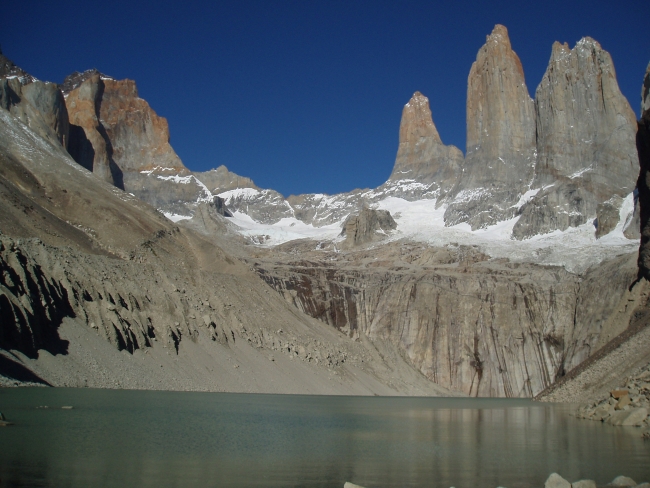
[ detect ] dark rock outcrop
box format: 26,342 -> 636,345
388,91 -> 463,196
514,39 -> 637,239
444,25 -> 536,229
638,63 -> 650,280
0,52 -> 68,149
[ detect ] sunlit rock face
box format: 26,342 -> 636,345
63,70 -> 186,190
64,72 -> 115,184
257,245 -> 638,397
389,91 -> 463,198
444,25 -> 537,230
513,38 -> 638,239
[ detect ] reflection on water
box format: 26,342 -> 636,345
0,389 -> 648,487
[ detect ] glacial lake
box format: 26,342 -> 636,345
1,389 -> 649,488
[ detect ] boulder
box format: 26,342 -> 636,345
611,389 -> 630,399
572,480 -> 596,488
606,407 -> 648,426
615,394 -> 631,410
609,476 -> 637,487
596,196 -> 625,238
545,473 -> 571,488
340,208 -> 397,248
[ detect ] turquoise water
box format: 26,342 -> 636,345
0,388 -> 649,487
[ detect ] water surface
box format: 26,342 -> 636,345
1,388 -> 649,487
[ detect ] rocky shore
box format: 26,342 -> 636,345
344,473 -> 650,488
574,363 -> 650,437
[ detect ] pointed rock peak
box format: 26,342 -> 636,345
399,91 -> 441,144
61,69 -> 114,94
486,24 -> 511,48
550,41 -> 570,58
0,51 -> 36,84
575,36 -> 602,51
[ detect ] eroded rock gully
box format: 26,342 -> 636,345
253,243 -> 638,397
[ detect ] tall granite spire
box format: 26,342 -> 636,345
444,25 -> 536,229
389,91 -> 463,196
513,38 -> 638,239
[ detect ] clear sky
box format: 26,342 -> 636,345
2,1 -> 647,197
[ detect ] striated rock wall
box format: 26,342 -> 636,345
256,247 -> 638,397
389,91 -> 463,196
444,25 -> 536,229
513,39 -> 637,239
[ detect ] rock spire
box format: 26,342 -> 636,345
389,91 -> 463,196
513,38 -> 638,238
444,24 -> 536,229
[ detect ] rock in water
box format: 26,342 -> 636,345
638,63 -> 650,280
514,38 -> 637,239
572,480 -> 597,488
610,476 -> 637,487
445,24 -> 536,229
340,208 -> 397,248
389,91 -> 463,196
544,473 -> 571,488
606,407 -> 648,426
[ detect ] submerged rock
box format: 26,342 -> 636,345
544,472 -> 571,488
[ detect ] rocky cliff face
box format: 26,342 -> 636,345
64,72 -> 115,184
256,244 -> 638,397
63,69 -> 186,193
389,91 -> 463,196
513,39 -> 638,239
0,52 -> 68,150
638,63 -> 650,280
444,25 -> 536,229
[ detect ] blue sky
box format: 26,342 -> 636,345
2,1 -> 647,196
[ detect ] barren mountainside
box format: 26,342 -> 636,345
0,32 -> 649,401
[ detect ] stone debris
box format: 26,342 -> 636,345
545,473 -> 571,488
575,363 -> 650,433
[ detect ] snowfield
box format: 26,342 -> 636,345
222,191 -> 638,274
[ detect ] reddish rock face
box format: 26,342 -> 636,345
443,24 -> 537,229
64,70 -> 186,188
98,78 -> 185,173
463,24 -> 536,190
389,91 -> 463,192
65,72 -> 114,184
